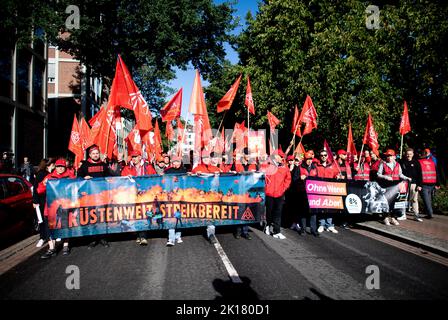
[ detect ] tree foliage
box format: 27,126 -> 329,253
206,0 -> 448,158
1,0 -> 237,111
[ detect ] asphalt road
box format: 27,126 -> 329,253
1,225 -> 447,300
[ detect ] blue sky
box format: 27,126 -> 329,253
167,0 -> 259,121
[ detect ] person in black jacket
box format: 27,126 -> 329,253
399,148 -> 423,221
77,145 -> 113,248
32,158 -> 56,247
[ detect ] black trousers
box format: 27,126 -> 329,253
266,195 -> 285,235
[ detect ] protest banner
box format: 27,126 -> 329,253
46,173 -> 265,238
305,178 -> 408,214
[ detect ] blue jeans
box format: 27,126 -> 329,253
421,185 -> 435,217
319,216 -> 333,228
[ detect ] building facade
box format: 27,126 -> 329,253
0,33 -> 48,169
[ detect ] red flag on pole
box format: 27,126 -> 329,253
267,111 -> 280,130
245,76 -> 255,115
323,139 -> 335,164
115,55 -> 153,132
217,74 -> 242,113
291,105 -> 302,137
154,120 -> 163,157
346,122 -> 357,163
399,101 -> 411,136
362,113 -> 379,156
68,115 -> 84,168
79,117 -> 91,153
161,88 -> 182,122
94,103 -> 117,159
298,95 -> 318,135
125,125 -> 142,155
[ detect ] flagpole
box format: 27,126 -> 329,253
357,144 -> 365,169
285,120 -> 302,156
400,134 -> 404,159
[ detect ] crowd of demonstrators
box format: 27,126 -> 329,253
24,135 -> 442,260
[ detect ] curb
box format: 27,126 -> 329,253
354,222 -> 448,258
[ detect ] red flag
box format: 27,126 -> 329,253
245,75 -> 255,115
189,70 -> 212,149
323,139 -> 335,164
68,115 -> 84,168
166,121 -> 175,141
399,101 -> 411,136
93,103 -> 117,159
291,105 -> 302,137
125,125 -> 142,155
267,111 -> 280,130
161,88 -> 182,122
233,121 -> 248,151
298,95 -> 318,135
346,122 -> 357,163
217,74 -> 242,113
113,55 -> 153,132
79,117 -> 91,152
294,142 -> 306,156
175,119 -> 185,156
362,113 -> 379,156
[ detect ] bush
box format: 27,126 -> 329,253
434,185 -> 448,214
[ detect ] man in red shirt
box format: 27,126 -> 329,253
262,149 -> 291,239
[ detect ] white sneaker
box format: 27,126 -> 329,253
327,226 -> 339,234
391,218 -> 400,226
36,239 -> 45,247
176,238 -> 183,244
273,233 -> 286,240
56,238 -> 61,242
415,218 -> 423,222
166,240 -> 175,247
317,226 -> 325,233
264,225 -> 271,235
397,214 -> 407,221
384,217 -> 391,225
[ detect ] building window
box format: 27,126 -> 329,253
48,62 -> 56,83
0,47 -> 12,98
17,49 -> 31,106
33,59 -> 45,111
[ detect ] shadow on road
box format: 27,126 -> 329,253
213,277 -> 259,300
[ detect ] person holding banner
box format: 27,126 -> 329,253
38,158 -> 76,258
78,145 -> 115,248
316,149 -> 339,234
121,150 -> 156,245
369,151 -> 381,181
263,149 -> 291,239
297,152 -> 319,236
32,158 -> 56,248
377,149 -> 412,226
336,150 -> 352,180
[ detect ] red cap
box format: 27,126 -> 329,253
130,150 -> 141,157
307,150 -> 314,156
424,148 -> 431,154
384,149 -> 396,156
55,159 -> 66,167
305,151 -> 314,159
287,155 -> 294,161
337,149 -> 347,156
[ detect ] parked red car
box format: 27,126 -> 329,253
0,174 -> 38,250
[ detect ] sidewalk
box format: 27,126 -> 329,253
355,214 -> 448,258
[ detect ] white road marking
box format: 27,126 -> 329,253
212,236 -> 242,284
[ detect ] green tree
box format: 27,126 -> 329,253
207,0 -> 448,162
